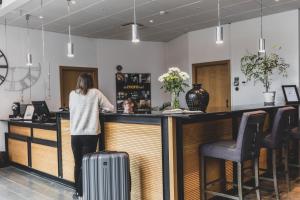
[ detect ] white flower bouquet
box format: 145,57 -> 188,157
158,67 -> 190,109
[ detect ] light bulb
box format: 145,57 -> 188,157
67,42 -> 74,58
216,26 -> 224,44
258,38 -> 266,53
132,24 -> 140,43
26,53 -> 32,66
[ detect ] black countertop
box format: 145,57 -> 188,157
56,102 -> 296,119
0,119 -> 57,129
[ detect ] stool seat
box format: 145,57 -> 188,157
202,140 -> 240,162
289,127 -> 300,139
262,134 -> 274,149
262,133 -> 289,149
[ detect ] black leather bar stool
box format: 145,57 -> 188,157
260,106 -> 296,200
200,111 -> 267,200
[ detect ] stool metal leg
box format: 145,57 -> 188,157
254,157 -> 261,200
238,162 -> 244,200
201,155 -> 207,200
283,145 -> 290,192
272,149 -> 280,200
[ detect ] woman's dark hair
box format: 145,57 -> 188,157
76,73 -> 94,95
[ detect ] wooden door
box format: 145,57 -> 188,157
60,66 -> 98,108
192,61 -> 231,112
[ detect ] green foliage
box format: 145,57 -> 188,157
240,48 -> 289,92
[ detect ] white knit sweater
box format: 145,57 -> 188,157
69,88 -> 114,135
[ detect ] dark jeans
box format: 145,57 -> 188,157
71,135 -> 99,196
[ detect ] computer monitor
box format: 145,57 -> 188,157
32,101 -> 50,118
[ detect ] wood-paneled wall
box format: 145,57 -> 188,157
104,122 -> 163,200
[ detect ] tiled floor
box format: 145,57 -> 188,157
0,167 -> 74,200
1,166 -> 300,199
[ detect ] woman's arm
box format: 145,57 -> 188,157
97,90 -> 114,112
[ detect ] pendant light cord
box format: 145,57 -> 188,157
67,0 -> 71,43
217,0 -> 220,26
26,15 -> 30,56
260,0 -> 263,38
41,0 -> 45,59
133,0 -> 136,24
26,14 -> 32,100
4,18 -> 7,54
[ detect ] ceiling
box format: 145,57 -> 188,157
0,0 -> 300,42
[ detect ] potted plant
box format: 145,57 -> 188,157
241,47 -> 289,104
158,67 -> 190,110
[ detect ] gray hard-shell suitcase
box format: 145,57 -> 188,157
82,151 -> 131,200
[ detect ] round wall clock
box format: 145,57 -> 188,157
0,50 -> 9,86
5,63 -> 42,91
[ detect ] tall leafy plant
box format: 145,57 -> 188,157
241,48 -> 289,92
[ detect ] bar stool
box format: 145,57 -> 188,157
288,127 -> 300,169
200,110 -> 267,200
260,106 -> 296,200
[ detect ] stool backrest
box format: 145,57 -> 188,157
236,110 -> 266,162
270,106 -> 296,148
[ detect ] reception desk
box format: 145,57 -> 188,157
4,103 -> 299,200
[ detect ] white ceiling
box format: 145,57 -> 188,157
0,0 -> 300,42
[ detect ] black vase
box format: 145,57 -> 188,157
185,84 -> 209,112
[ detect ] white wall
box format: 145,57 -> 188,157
0,26 -> 168,151
166,10 -> 299,106
0,25 -> 98,151
97,39 -> 168,107
164,34 -> 190,106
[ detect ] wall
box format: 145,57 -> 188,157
97,39 -> 168,107
0,25 -> 98,151
0,27 -> 168,151
166,10 -> 299,106
165,35 -> 189,105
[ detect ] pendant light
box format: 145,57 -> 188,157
67,0 -> 74,57
132,0 -> 140,43
216,0 -> 223,44
41,0 -> 45,60
26,14 -> 33,66
258,0 -> 266,54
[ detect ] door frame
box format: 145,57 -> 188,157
59,66 -> 99,107
192,60 -> 231,107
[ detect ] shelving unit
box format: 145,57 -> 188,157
116,73 -> 151,113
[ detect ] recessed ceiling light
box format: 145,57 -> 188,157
159,10 -> 167,15
39,15 -> 44,19
149,19 -> 154,23
274,0 -> 280,1
71,0 -> 76,4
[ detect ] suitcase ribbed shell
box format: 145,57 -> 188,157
82,152 -> 130,200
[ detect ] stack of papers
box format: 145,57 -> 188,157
162,109 -> 203,114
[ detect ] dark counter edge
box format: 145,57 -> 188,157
57,103 -> 299,120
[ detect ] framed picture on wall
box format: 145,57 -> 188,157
282,85 -> 300,104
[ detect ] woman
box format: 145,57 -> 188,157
69,73 -> 114,199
